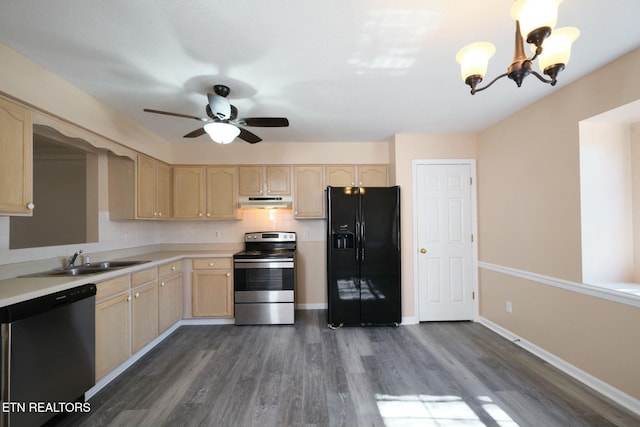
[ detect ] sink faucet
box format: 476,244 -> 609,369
68,249 -> 84,268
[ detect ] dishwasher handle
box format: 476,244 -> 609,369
0,283 -> 96,323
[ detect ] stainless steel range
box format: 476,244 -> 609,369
233,232 -> 296,325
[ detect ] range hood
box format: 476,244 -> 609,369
238,196 -> 293,209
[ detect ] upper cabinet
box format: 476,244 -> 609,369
173,166 -> 238,219
293,166 -> 325,219
0,97 -> 33,215
137,154 -> 171,219
239,165 -> 291,196
326,165 -> 387,187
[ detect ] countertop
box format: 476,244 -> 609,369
0,250 -> 236,308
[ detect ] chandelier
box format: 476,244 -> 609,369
456,0 -> 579,95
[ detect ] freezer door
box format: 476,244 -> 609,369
359,186 -> 401,325
327,187 -> 361,326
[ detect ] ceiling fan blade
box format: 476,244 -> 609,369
144,108 -> 208,122
230,105 -> 238,121
183,127 -> 207,138
238,128 -> 262,144
240,117 -> 289,127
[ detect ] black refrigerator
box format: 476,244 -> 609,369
326,186 -> 401,327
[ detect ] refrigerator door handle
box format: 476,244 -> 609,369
361,220 -> 366,261
355,220 -> 360,261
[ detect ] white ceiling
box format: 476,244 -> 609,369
1,0 -> 639,144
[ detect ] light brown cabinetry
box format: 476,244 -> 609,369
326,165 -> 388,187
239,165 -> 291,196
191,257 -> 233,318
293,165 -> 325,219
95,275 -> 131,381
0,97 -> 33,215
158,261 -> 183,333
137,154 -> 171,219
173,166 -> 238,219
130,268 -> 159,353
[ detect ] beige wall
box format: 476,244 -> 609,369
391,134 -> 478,318
478,48 -> 640,401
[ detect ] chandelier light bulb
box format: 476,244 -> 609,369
534,26 -> 580,73
511,0 -> 562,45
456,42 -> 496,82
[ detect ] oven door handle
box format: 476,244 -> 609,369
234,261 -> 295,269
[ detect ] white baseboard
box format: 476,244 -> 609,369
479,316 -> 640,417
296,303 -> 327,310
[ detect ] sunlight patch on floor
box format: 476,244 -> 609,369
376,394 -> 519,427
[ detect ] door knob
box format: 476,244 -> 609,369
420,248 -> 427,254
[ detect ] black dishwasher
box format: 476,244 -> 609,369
0,283 -> 96,427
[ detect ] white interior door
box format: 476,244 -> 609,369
416,162 -> 475,321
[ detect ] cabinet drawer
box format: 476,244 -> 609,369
131,267 -> 158,287
158,261 -> 182,277
192,258 -> 232,270
96,275 -> 130,300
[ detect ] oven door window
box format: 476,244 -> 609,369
234,266 -> 295,291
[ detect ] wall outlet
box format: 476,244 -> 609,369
303,229 -> 309,239
506,301 -> 513,314
214,231 -> 221,238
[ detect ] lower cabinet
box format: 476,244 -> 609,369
158,261 -> 183,333
95,292 -> 130,381
131,281 -> 158,354
191,258 -> 233,318
95,262 -> 184,382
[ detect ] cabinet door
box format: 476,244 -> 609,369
0,98 -> 33,215
358,165 -> 388,187
192,271 -> 233,317
95,293 -> 130,381
158,275 -> 183,333
131,282 -> 159,353
266,166 -> 291,195
155,161 -> 172,218
173,166 -> 204,218
238,166 -> 263,196
294,166 -> 324,218
136,154 -> 156,218
326,165 -> 355,187
206,166 -> 238,219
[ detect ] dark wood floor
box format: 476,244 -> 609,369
57,310 -> 640,427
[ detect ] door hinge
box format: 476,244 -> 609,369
472,291 -> 475,300
471,234 -> 474,243
470,177 -> 473,185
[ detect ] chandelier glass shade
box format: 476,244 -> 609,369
203,122 -> 240,144
456,0 -> 579,95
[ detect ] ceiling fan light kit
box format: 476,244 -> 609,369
204,122 -> 240,144
144,84 -> 289,144
456,0 -> 579,95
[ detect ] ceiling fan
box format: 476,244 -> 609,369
143,84 -> 289,144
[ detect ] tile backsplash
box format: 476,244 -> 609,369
0,209 -> 325,266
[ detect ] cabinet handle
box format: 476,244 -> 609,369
161,281 -> 165,287
135,292 -> 140,298
158,212 -> 163,217
27,202 -> 35,210
206,213 -> 211,217
127,295 -> 131,302
198,213 -> 203,217
226,273 -> 231,277
208,262 -> 214,267
171,266 -> 176,271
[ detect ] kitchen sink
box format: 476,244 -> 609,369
20,260 -> 150,278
